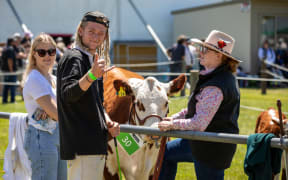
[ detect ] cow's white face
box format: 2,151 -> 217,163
128,77 -> 170,127
113,74 -> 186,128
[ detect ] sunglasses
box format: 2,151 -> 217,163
35,48 -> 56,57
195,44 -> 217,54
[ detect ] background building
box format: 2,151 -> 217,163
0,0 -> 221,73
172,0 -> 288,73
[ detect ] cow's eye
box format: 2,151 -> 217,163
165,101 -> 168,108
137,101 -> 145,112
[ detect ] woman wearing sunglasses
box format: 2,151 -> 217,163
158,30 -> 241,180
22,33 -> 67,180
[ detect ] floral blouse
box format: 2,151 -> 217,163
171,69 -> 224,131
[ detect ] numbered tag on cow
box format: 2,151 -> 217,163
116,132 -> 144,155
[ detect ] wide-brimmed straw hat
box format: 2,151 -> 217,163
191,30 -> 241,62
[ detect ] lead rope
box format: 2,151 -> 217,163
114,137 -> 122,180
152,136 -> 167,180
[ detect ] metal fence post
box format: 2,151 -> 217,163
260,59 -> 267,95
190,70 -> 199,95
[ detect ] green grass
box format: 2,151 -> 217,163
0,88 -> 287,179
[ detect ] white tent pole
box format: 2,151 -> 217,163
127,0 -> 171,61
6,0 -> 32,34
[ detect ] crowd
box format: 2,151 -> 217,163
0,32 -> 74,104
258,38 -> 288,79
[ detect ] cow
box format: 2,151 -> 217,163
255,107 -> 288,180
103,67 -> 186,180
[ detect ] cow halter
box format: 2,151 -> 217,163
128,102 -> 168,126
128,101 -> 168,146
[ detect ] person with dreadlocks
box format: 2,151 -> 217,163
57,11 -> 120,180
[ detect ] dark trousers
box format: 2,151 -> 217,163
2,75 -> 17,103
159,138 -> 225,180
169,62 -> 182,81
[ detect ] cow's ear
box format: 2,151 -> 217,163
161,74 -> 186,96
113,79 -> 134,96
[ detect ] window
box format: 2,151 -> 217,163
113,41 -> 157,71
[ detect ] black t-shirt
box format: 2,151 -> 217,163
171,43 -> 185,62
1,46 -> 17,72
14,45 -> 25,68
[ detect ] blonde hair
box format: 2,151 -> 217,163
74,21 -> 111,66
22,33 -> 56,86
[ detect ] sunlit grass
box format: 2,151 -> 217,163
0,88 -> 287,179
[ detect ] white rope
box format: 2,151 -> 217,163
263,70 -> 285,79
112,61 -> 178,67
0,82 -> 21,86
264,60 -> 288,72
136,72 -> 190,76
236,76 -> 288,82
135,72 -> 288,82
240,105 -> 288,115
0,70 -> 25,76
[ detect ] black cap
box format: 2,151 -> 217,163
82,11 -> 110,28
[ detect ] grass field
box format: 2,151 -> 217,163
0,88 -> 288,179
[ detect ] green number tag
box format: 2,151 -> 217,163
116,132 -> 143,155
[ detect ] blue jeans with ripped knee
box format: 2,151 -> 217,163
24,124 -> 67,180
159,138 -> 224,180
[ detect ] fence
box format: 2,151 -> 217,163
1,112 -> 288,179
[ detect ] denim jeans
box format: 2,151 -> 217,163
24,124 -> 67,180
159,138 -> 224,180
2,75 -> 17,103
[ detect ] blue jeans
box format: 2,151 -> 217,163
24,125 -> 67,180
159,138 -> 224,180
2,75 -> 17,103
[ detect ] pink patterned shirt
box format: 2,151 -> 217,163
172,69 -> 224,131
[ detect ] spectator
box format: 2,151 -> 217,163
276,38 -> 288,78
158,30 -> 241,180
184,38 -> 194,72
67,35 -> 75,49
55,37 -> 66,63
258,40 -> 276,72
0,46 -> 3,68
23,31 -> 33,43
22,33 -> 67,179
13,32 -> 28,69
1,37 -> 18,104
168,35 -> 186,81
57,11 -> 120,180
237,66 -> 248,87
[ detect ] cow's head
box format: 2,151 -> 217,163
113,74 -> 186,128
267,108 -> 288,135
256,107 -> 288,136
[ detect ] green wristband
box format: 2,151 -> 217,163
88,70 -> 97,81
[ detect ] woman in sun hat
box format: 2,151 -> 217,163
158,30 -> 241,180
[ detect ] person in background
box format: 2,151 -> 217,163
1,37 -> 18,104
57,11 -> 120,180
23,31 -> 33,43
276,38 -> 288,78
22,33 -> 67,180
168,35 -> 186,81
0,46 -> 3,68
158,30 -> 241,180
258,40 -> 276,72
13,33 -> 28,69
236,66 -> 248,88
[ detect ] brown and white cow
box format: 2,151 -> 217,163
255,107 -> 288,180
255,107 -> 288,136
103,67 -> 186,180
